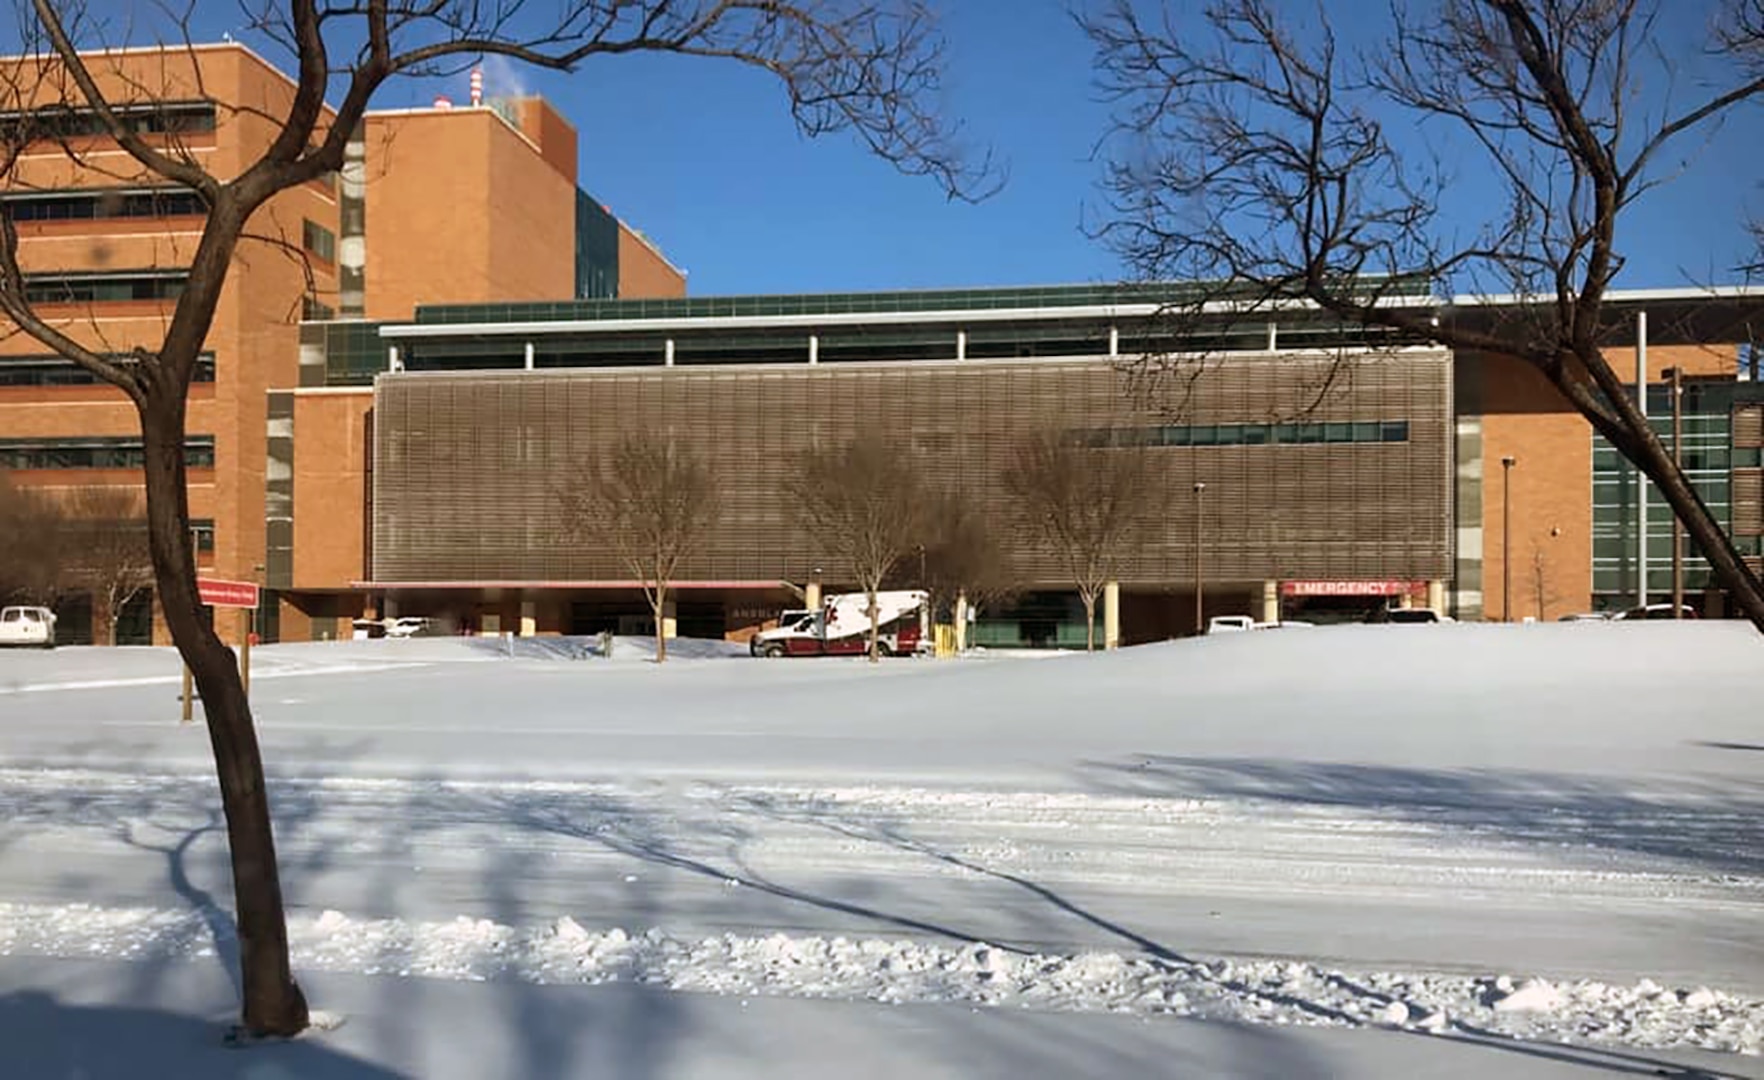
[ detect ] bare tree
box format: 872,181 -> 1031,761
1002,430 -> 1157,651
557,433 -> 721,663
1084,0 -> 1764,631
0,471 -> 64,604
0,1 -> 991,1036
787,434 -> 927,661
901,487 -> 1017,640
61,488 -> 153,646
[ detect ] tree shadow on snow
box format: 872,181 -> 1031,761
0,989 -> 410,1079
1076,755 -> 1764,878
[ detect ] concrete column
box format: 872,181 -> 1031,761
808,334 -> 819,365
523,342 -> 535,371
805,573 -> 822,613
1427,579 -> 1445,614
1266,323 -> 1279,352
1636,310 -> 1649,607
664,338 -> 676,367
1108,325 -> 1119,357
1262,580 -> 1279,624
387,345 -> 400,372
956,330 -> 967,362
661,598 -> 677,640
1103,581 -> 1121,650
953,590 -> 969,653
519,599 -> 537,637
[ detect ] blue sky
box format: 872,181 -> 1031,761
43,2 -> 1764,295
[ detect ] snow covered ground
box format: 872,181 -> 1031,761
1,622 -> 1760,1077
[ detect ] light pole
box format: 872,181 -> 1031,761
1665,366 -> 1684,618
1501,456 -> 1516,622
1193,480 -> 1206,634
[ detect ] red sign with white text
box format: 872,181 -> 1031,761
198,578 -> 260,609
1281,580 -> 1426,598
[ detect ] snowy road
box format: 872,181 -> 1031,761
2,625 -> 1762,1070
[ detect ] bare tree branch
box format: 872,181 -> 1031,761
1085,0 -> 1764,631
786,434 -> 926,662
556,431 -> 722,663
1002,429 -> 1160,652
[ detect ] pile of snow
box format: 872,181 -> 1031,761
0,900 -> 1757,1056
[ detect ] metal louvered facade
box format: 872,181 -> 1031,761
369,349 -> 1454,588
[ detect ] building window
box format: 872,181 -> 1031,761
22,272 -> 186,304
0,101 -> 216,142
302,219 -> 336,262
189,518 -> 216,552
0,436 -> 215,470
303,295 -> 335,320
0,352 -> 214,387
2,188 -> 207,222
1083,420 -> 1414,448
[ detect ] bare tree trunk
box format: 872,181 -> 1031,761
141,395 -> 307,1036
867,585 -> 881,664
1083,592 -> 1097,652
104,595 -> 118,647
652,582 -> 668,664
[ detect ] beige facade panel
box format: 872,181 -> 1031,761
1736,405 -> 1762,449
371,351 -> 1454,588
1734,469 -> 1762,538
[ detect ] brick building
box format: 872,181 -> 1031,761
0,43 -> 684,643
3,44 -> 1757,647
283,284 -> 1762,645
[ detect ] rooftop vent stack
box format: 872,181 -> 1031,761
470,68 -> 484,107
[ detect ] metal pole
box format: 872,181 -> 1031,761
182,523 -> 198,723
1670,366 -> 1684,618
1193,481 -> 1206,634
1501,456 -> 1516,622
1636,311 -> 1649,608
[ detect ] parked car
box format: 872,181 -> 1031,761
1615,603 -> 1700,620
1558,612 -> 1614,622
0,605 -> 56,647
1368,607 -> 1452,625
1206,615 -> 1256,634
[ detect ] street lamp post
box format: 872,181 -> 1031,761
1666,366 -> 1684,618
1501,456 -> 1516,622
1193,480 -> 1206,634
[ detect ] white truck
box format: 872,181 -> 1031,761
0,605 -> 56,648
750,590 -> 928,658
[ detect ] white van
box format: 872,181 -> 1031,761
0,605 -> 56,647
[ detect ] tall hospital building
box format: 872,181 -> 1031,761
4,44 -> 1760,645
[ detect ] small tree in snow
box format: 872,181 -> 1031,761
788,435 -> 927,662
61,488 -> 155,645
1003,431 -> 1157,651
0,472 -> 64,605
559,433 -> 721,663
908,488 -> 1017,641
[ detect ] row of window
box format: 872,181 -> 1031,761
3,189 -> 207,222
0,353 -> 215,387
0,102 -> 216,142
0,437 -> 215,471
1077,421 -> 1411,448
22,273 -> 186,304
